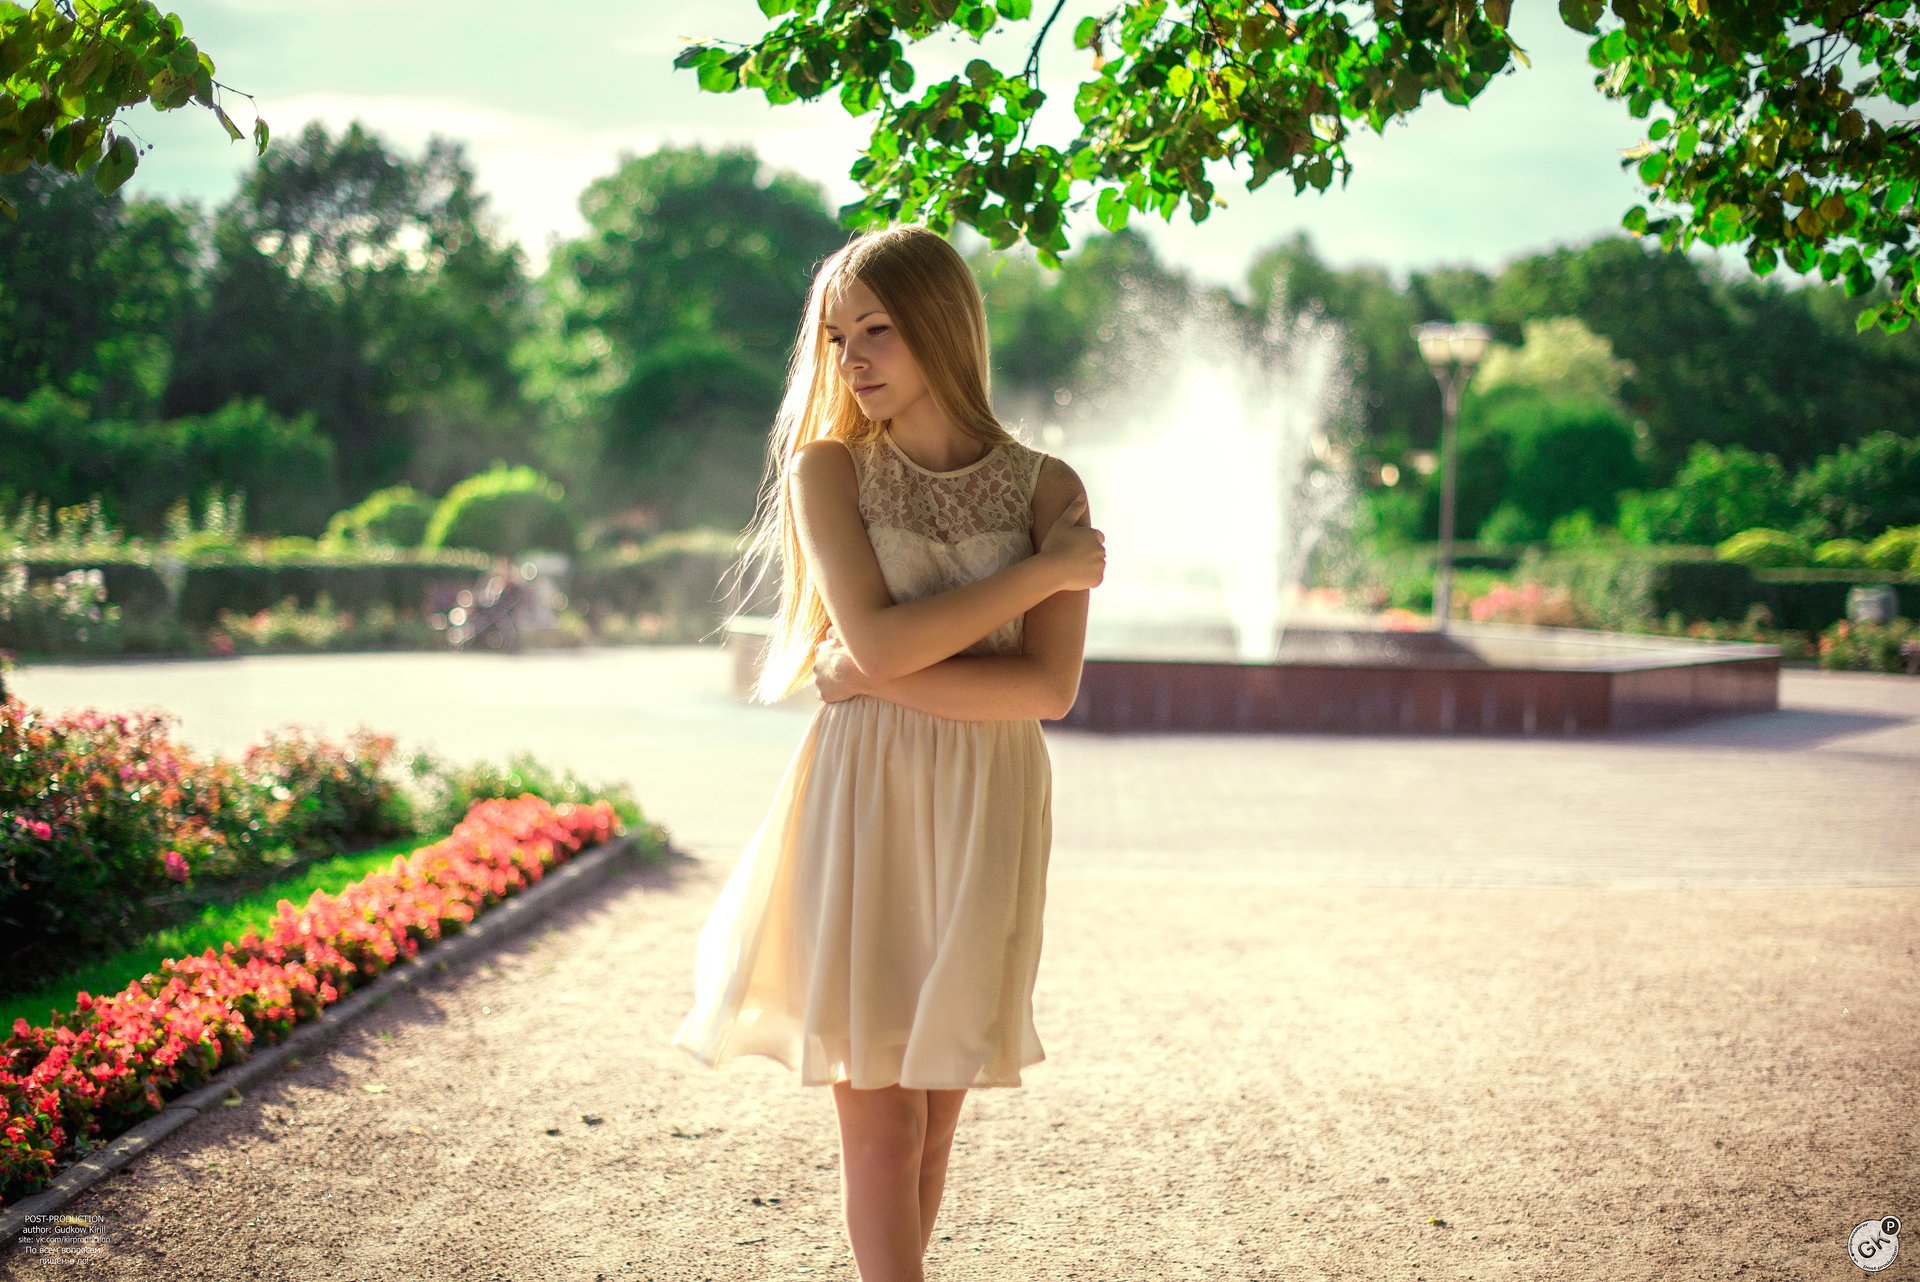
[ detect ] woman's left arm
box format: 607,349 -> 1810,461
814,457 -> 1094,721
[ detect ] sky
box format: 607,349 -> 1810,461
117,0 -> 1698,296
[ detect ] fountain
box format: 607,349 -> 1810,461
1032,279 -> 1780,735
726,272 -> 1781,734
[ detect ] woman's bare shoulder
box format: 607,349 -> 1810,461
789,437 -> 857,487
1029,451 -> 1089,526
1032,452 -> 1087,500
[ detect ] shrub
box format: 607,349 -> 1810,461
167,531 -> 241,560
1813,538 -> 1869,569
1615,442 -> 1794,547
396,746 -> 646,837
1789,430 -> 1920,541
1645,604 -> 1820,661
0,700 -> 410,993
1446,389 -> 1643,543
1514,546 -> 1755,629
1477,501 -> 1541,547
1863,525 -> 1920,571
1716,528 -> 1815,569
325,485 -> 435,549
1817,618 -> 1919,672
263,536 -> 325,560
0,795 -> 624,1206
0,393 -> 341,541
424,463 -> 578,558
0,566 -> 122,655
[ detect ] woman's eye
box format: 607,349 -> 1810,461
867,325 -> 889,336
826,335 -> 844,347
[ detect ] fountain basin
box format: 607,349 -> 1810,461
725,616 -> 1781,735
1066,619 -> 1780,734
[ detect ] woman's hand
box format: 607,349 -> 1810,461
812,626 -> 868,703
1038,493 -> 1105,591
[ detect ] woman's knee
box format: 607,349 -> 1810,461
920,1089 -> 967,1170
833,1082 -> 927,1163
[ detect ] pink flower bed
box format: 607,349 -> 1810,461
0,793 -> 620,1207
1467,581 -> 1584,628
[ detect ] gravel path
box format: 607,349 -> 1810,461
2,654 -> 1914,1281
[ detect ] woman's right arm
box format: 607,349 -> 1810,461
790,438 -> 1101,683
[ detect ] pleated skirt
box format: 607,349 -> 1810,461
671,694 -> 1053,1089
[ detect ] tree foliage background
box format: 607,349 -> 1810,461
1,119 -> 1916,551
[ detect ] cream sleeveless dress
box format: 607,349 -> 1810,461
671,428 -> 1054,1090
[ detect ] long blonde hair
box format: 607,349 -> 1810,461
725,224 -> 1022,704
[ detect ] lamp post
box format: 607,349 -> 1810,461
1409,321 -> 1494,632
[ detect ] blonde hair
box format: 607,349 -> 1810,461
724,224 -> 1022,704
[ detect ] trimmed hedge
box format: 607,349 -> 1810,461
1755,569 -> 1920,632
1514,547 -> 1758,628
7,555 -> 489,627
571,529 -> 760,634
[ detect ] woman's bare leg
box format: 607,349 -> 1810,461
918,1088 -> 968,1254
831,1081 -> 927,1282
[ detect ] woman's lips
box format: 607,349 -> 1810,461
854,383 -> 884,394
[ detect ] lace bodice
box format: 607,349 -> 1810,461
849,429 -> 1049,657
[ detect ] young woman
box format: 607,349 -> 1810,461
671,223 -> 1103,1281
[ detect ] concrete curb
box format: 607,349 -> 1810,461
0,831 -> 652,1246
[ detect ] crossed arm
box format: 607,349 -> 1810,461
789,440 -> 1096,721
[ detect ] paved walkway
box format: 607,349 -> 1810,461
2,649 -> 1915,1280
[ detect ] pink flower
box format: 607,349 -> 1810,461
161,851 -> 191,882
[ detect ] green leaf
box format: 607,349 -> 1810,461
1856,304 -> 1882,333
1073,15 -> 1099,49
1674,124 -> 1698,163
757,0 -> 798,14
889,61 -> 915,94
995,0 -> 1032,18
965,58 -> 995,88
1096,185 -> 1128,231
213,103 -> 242,141
1558,0 -> 1603,32
696,54 -> 737,94
1638,152 -> 1667,183
91,132 -> 136,194
1622,204 -> 1648,233
1648,118 -> 1670,141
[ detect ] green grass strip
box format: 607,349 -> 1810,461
0,827 -> 458,1032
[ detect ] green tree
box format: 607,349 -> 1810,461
0,0 -> 266,212
0,164 -> 197,417
164,121 -> 534,498
519,145 -> 849,527
1472,316 -> 1632,409
675,1 -> 1920,331
974,226 -> 1188,403
1248,231 -> 1428,457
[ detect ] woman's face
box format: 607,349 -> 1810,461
822,277 -> 929,424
